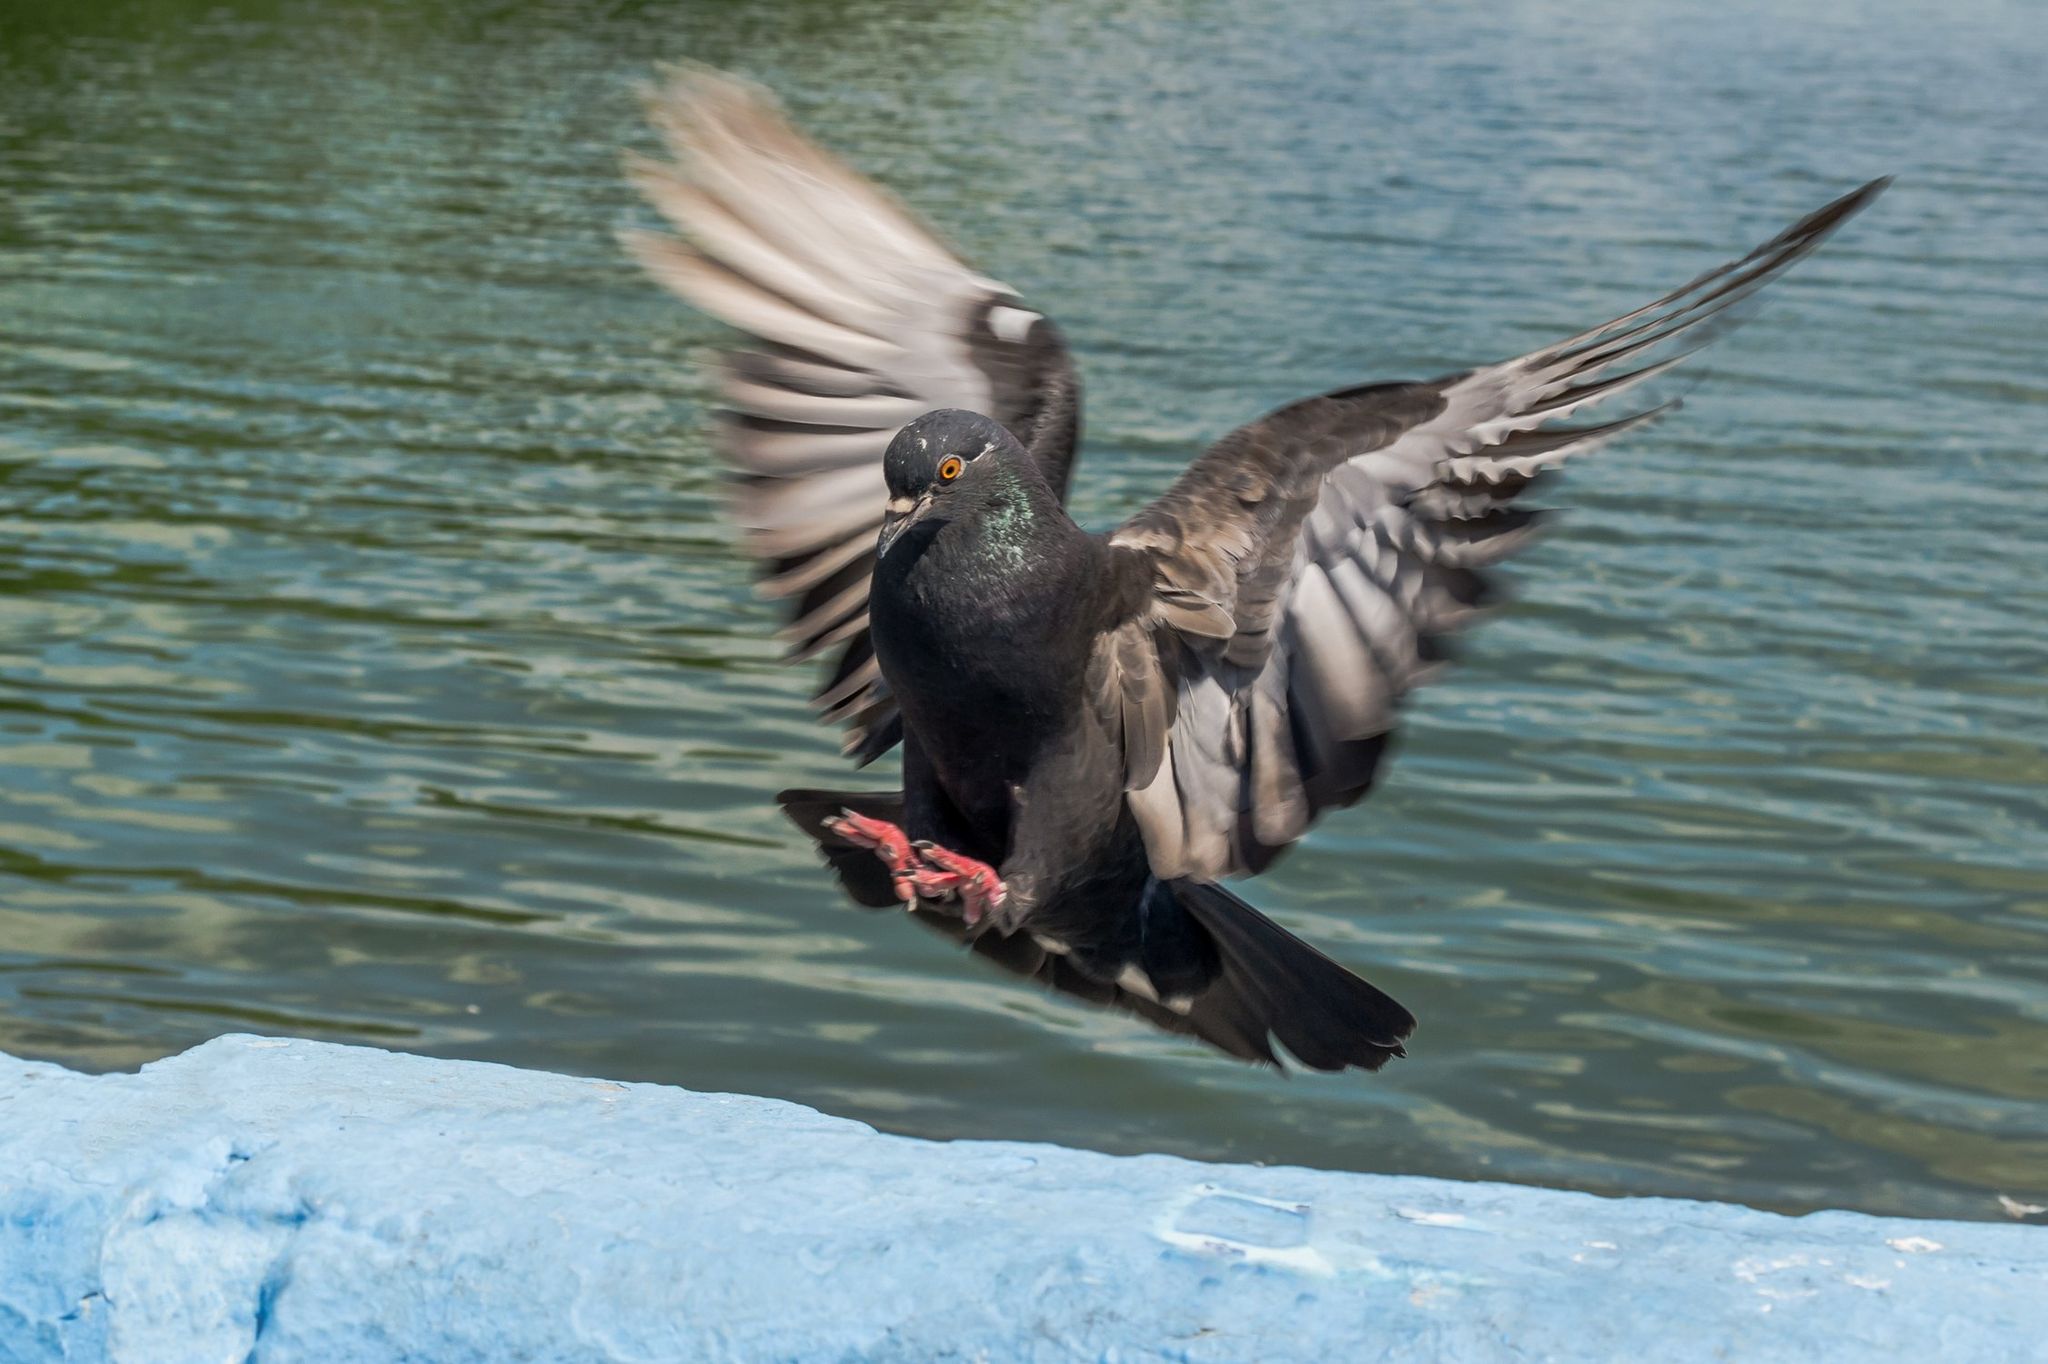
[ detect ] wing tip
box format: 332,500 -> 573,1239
644,59 -> 775,119
1783,173 -> 1893,249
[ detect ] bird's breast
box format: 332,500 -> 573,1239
870,533 -> 1103,789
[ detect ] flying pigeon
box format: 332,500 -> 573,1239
625,66 -> 1886,1072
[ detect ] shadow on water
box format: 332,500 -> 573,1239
2,0 -> 2047,1221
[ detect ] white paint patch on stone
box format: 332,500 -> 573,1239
1734,1254 -> 1811,1283
1154,1183 -> 1333,1277
1886,1237 -> 1943,1254
1394,1208 -> 1473,1228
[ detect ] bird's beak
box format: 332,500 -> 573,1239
877,492 -> 929,559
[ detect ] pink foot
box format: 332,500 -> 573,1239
822,812 -> 1007,923
823,809 -> 917,903
907,841 -> 1007,926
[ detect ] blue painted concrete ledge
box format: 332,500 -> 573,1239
3,1037 -> 2044,1363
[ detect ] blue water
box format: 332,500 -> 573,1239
1,0 -> 2044,1220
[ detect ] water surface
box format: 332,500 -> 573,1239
2,0 -> 2045,1221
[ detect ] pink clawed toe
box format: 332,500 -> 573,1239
907,841 -> 1007,925
824,810 -> 1006,923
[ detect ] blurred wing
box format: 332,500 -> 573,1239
626,66 -> 1080,761
1103,177 -> 1889,880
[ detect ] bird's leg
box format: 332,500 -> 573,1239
823,809 -> 918,903
905,841 -> 1007,927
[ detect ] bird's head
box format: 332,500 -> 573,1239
877,409 -> 1031,559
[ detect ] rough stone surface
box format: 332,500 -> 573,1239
1,1035 -> 2043,1363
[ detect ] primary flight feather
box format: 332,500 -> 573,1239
628,65 -> 1886,1072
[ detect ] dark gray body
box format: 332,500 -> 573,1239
866,437 -> 1160,966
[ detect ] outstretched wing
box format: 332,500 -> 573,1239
1101,178 -> 1889,881
626,67 -> 1080,762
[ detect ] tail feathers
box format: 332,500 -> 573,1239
1169,880 -> 1415,1072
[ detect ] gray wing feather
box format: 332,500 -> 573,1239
1106,178 -> 1888,880
628,66 -> 1080,760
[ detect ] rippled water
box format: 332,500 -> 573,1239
2,0 -> 2045,1221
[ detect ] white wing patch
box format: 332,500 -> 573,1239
988,304 -> 1040,343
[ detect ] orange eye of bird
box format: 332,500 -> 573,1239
937,456 -> 964,481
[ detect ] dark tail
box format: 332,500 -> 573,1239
1163,879 -> 1415,1072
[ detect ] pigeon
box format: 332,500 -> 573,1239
625,65 -> 1887,1072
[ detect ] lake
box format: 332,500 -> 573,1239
1,0 -> 2044,1222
